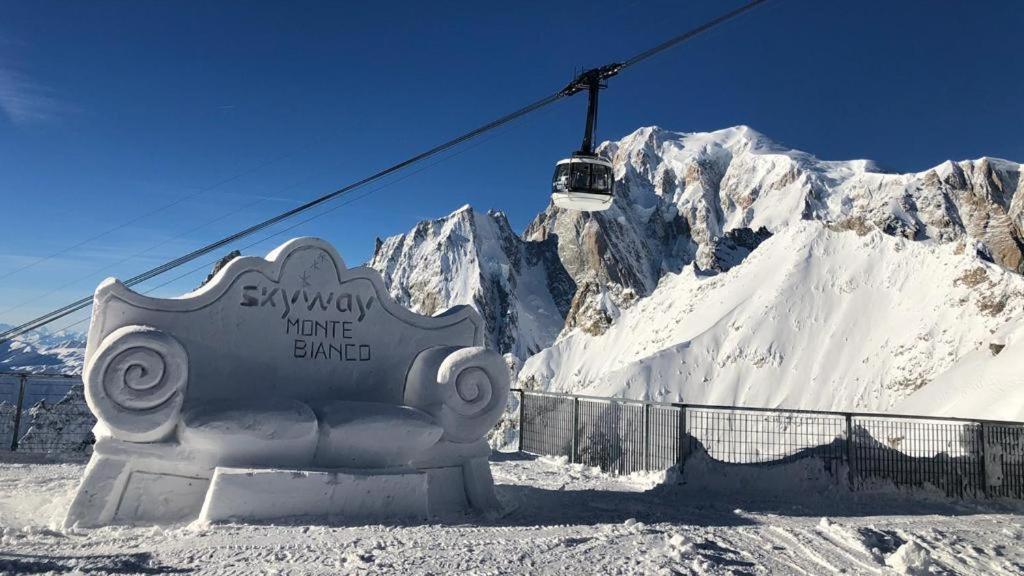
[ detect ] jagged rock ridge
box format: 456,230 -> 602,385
526,126 -> 1022,334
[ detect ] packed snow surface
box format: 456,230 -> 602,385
897,317 -> 1024,420
1,454 -> 1022,575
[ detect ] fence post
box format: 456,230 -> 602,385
642,403 -> 650,471
845,413 -> 855,490
517,389 -> 526,452
978,423 -> 988,498
674,403 -> 688,464
571,397 -> 580,464
10,374 -> 27,451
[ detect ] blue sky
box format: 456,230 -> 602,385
1,0 -> 1022,330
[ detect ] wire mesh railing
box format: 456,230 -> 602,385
686,407 -> 847,465
0,372 -> 92,454
516,389 -> 1024,500
850,417 -> 984,498
519,392 -> 574,460
576,398 -> 646,475
984,423 -> 1024,499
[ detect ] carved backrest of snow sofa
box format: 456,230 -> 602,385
88,235 -> 483,420
67,237 -> 508,527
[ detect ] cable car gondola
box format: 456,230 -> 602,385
551,64 -> 622,212
551,156 -> 614,211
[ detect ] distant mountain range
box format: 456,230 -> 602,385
0,324 -> 84,375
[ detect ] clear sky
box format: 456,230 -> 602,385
1,0 -> 1022,330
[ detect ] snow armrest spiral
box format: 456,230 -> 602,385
405,346 -> 509,444
83,325 -> 189,443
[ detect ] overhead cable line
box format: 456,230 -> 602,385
141,110 -> 529,301
0,163 -> 335,319
0,0 -> 771,344
621,0 -> 770,69
0,143 -> 313,284
42,115 -> 528,338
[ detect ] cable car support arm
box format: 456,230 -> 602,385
560,63 -> 623,157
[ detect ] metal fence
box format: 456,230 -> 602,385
516,389 -> 1024,500
5,373 -> 1023,500
0,372 -> 92,454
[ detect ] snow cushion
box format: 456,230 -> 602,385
178,399 -> 319,468
313,401 -> 443,468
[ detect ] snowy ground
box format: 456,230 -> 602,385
1,453 -> 1023,575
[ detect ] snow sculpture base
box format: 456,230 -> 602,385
198,465 -> 478,523
65,237 -> 508,528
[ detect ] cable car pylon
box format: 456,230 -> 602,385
551,63 -> 623,212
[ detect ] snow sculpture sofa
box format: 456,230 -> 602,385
64,237 -> 508,527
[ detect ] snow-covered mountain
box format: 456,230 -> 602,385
524,126 -> 1022,334
369,205 -> 575,359
374,125 -> 1023,418
0,325 -> 85,375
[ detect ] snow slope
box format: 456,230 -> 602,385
519,221 -> 1024,415
896,319 -> 1024,421
1,455 -> 1022,575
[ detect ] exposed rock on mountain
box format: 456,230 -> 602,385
704,226 -> 774,272
371,126 -> 1021,418
522,126 -> 1021,339
374,126 -> 1020,366
369,205 -> 574,358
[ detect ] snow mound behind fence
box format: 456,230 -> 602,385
516,389 -> 1024,500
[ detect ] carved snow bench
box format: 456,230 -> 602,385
64,237 -> 508,527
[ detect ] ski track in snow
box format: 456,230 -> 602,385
2,454 -> 1023,575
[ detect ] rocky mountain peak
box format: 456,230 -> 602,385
369,204 -> 573,359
